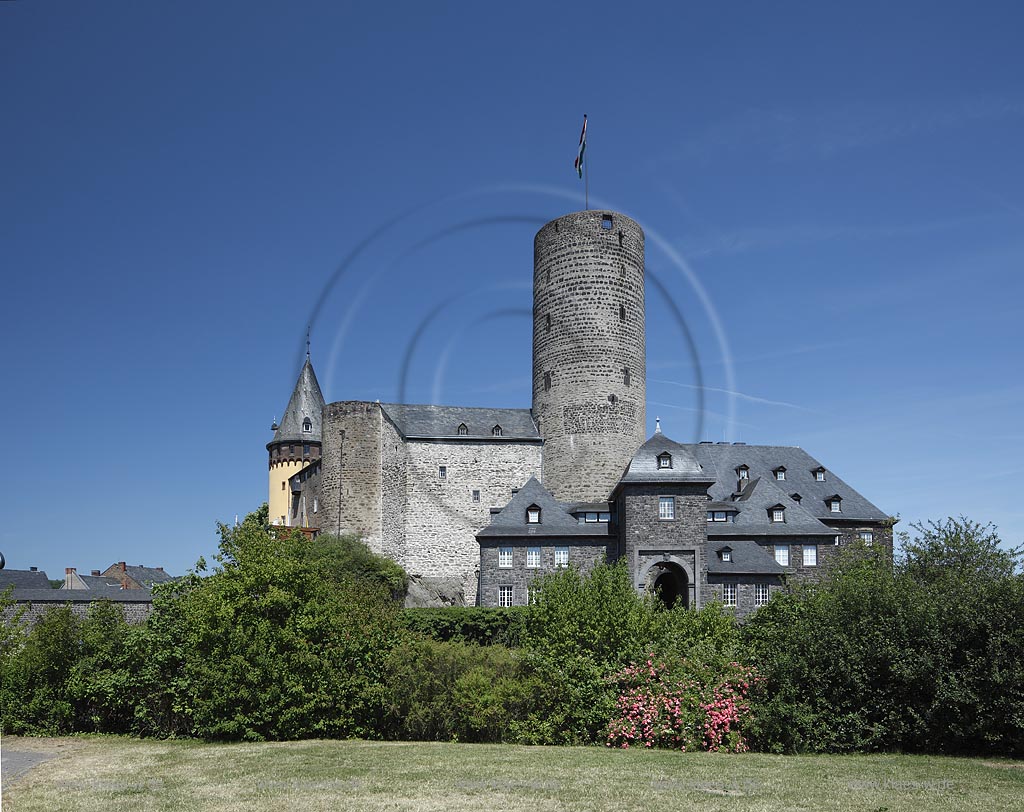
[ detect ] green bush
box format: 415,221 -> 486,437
398,606 -> 527,646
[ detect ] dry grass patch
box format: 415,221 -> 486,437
3,736 -> 1023,812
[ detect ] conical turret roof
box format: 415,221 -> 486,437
269,356 -> 325,446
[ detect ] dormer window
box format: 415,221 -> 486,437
526,505 -> 541,524
657,452 -> 672,469
828,495 -> 842,513
720,548 -> 733,563
457,423 -> 468,436
707,510 -> 732,522
770,505 -> 786,523
790,493 -> 802,504
814,467 -> 827,482
736,465 -> 749,481
773,466 -> 786,481
302,417 -> 312,433
492,425 -> 503,437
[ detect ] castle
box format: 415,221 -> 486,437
267,210 -> 892,615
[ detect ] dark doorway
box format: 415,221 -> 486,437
651,563 -> 689,609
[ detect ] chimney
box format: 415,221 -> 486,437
65,567 -> 76,589
155,566 -> 164,572
91,570 -> 101,576
30,566 -> 38,572
119,561 -> 127,573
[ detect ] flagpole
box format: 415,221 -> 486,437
585,147 -> 589,210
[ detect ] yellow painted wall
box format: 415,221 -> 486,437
268,459 -> 306,526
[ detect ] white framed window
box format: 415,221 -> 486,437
658,453 -> 672,469
723,583 -> 737,607
659,496 -> 675,520
775,544 -> 790,566
858,531 -> 873,545
775,469 -> 786,481
585,512 -> 599,523
755,583 -> 770,606
737,466 -> 749,480
830,499 -> 842,513
772,508 -> 785,523
721,549 -> 732,562
816,469 -> 826,482
498,585 -> 514,607
527,506 -> 541,524
498,547 -> 513,568
526,547 -> 541,568
438,465 -> 447,481
492,425 -> 502,437
599,512 -> 610,522
554,546 -> 569,567
312,497 -> 318,514
804,544 -> 817,566
457,423 -> 468,436
302,417 -> 312,433
472,489 -> 480,503
707,510 -> 728,522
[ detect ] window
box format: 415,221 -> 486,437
526,547 -> 541,568
601,214 -> 613,230
527,505 -> 541,524
737,466 -> 749,481
707,511 -> 728,522
438,465 -> 447,481
619,304 -> 626,322
623,367 -> 631,387
554,546 -> 569,567
815,468 -> 826,482
498,547 -> 513,568
721,549 -> 732,562
545,314 -> 551,333
498,585 -> 514,607
755,584 -> 770,607
804,545 -> 817,566
472,489 -> 480,503
774,468 -> 786,481
457,423 -> 468,436
585,512 -> 599,523
313,497 -> 318,514
775,545 -> 790,566
858,531 -> 873,545
282,481 -> 286,490
492,425 -> 503,437
302,418 -> 312,433
772,508 -> 785,523
599,511 -> 610,522
791,493 -> 802,504
659,496 -> 675,520
289,444 -> 295,455
303,443 -> 310,456
543,372 -> 551,391
830,499 -> 842,513
723,583 -> 737,607
658,453 -> 672,469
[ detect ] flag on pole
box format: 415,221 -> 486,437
574,114 -> 587,178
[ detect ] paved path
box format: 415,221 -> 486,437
2,748 -> 56,784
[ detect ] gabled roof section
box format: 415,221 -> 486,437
478,477 -> 609,538
0,569 -> 52,590
380,404 -> 539,440
707,541 -> 786,575
710,477 -> 836,537
271,357 -> 325,445
684,443 -> 887,522
617,432 -> 714,486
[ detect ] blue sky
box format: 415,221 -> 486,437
2,2 -> 1022,579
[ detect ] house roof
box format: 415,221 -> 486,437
705,477 -> 837,537
66,575 -> 126,591
616,432 -> 715,486
9,589 -> 153,603
0,569 -> 52,590
706,540 -> 786,575
684,443 -> 888,523
380,404 -> 540,440
121,566 -> 175,588
270,356 -> 325,446
478,476 -> 610,538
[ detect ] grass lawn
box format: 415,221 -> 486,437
3,736 -> 1023,812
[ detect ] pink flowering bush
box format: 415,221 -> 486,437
605,655 -> 761,752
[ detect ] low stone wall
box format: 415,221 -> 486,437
2,590 -> 153,626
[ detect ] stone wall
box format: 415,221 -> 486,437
703,575 -> 781,620
477,538 -> 610,607
319,401 -> 384,550
401,438 -> 542,605
2,594 -> 153,626
533,210 -> 646,503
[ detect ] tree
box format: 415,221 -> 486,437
899,516 -> 1023,585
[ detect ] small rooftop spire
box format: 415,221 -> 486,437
306,325 -> 311,359
655,416 -> 662,434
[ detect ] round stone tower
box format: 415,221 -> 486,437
532,210 -> 646,503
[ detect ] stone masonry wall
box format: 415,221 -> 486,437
533,210 -> 646,503
401,439 -> 542,605
478,540 -> 610,607
319,401 -> 384,551
3,597 -> 152,626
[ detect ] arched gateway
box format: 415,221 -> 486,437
646,560 -> 691,609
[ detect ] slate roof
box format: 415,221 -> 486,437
684,443 -> 888,523
380,404 -> 540,440
706,477 -> 838,538
616,432 -> 715,486
69,575 -> 128,591
120,566 -> 175,588
0,569 -> 52,590
706,541 -> 786,575
477,476 -> 610,538
270,357 -> 325,445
